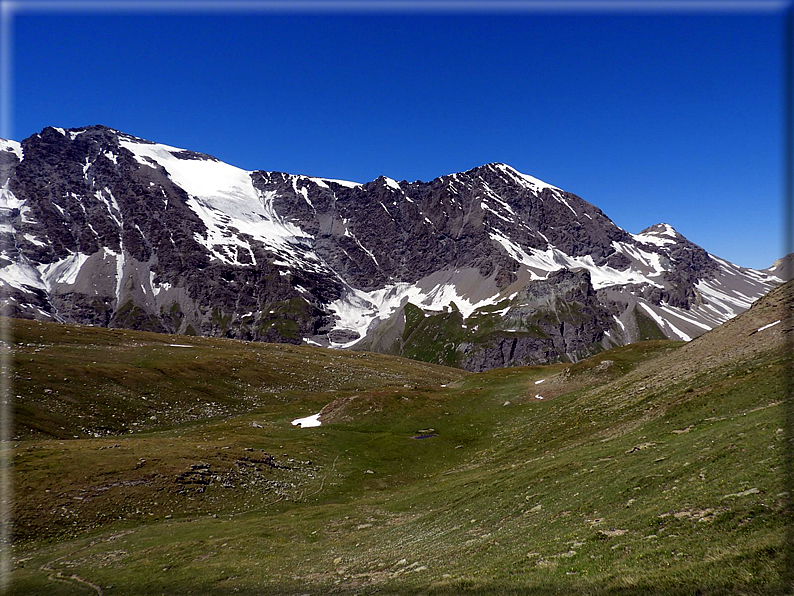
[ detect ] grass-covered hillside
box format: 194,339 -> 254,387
8,280 -> 792,595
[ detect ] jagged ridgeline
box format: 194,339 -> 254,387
0,126 -> 784,370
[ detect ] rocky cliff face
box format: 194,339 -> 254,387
0,126 -> 783,370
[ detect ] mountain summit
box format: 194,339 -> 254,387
0,126 -> 783,370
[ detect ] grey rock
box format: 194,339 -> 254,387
0,126 -> 784,370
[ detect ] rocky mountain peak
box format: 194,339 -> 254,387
0,125 -> 784,371
637,222 -> 682,241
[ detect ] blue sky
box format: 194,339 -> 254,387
7,3 -> 789,269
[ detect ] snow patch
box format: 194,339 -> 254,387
490,231 -> 663,289
103,247 -> 125,306
96,187 -> 122,227
346,230 -> 379,267
638,302 -> 691,341
695,278 -> 754,318
37,253 -> 90,290
0,139 -> 22,160
311,176 -> 360,188
327,279 -> 501,348
481,201 -> 513,223
0,181 -> 24,210
120,137 -> 325,270
756,320 -> 781,332
657,304 -> 712,331
23,234 -> 46,247
149,271 -> 171,296
632,233 -> 675,247
0,261 -> 45,291
632,224 -> 679,247
383,177 -> 401,191
490,163 -> 561,195
292,413 -> 322,428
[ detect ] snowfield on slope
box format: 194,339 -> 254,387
0,129 -> 784,352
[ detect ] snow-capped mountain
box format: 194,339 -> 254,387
0,126 -> 783,370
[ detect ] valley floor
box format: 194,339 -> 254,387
6,280 -> 793,595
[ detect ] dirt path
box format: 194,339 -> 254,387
40,561 -> 103,595
38,529 -> 135,595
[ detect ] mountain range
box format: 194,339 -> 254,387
0,125 -> 785,370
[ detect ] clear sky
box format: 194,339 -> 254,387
6,2 -> 789,269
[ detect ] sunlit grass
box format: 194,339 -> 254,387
7,278 -> 790,596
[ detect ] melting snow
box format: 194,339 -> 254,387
38,253 -> 90,290
0,181 -> 24,210
1,134 -> 779,357
23,234 -> 45,247
383,177 -> 401,191
632,224 -> 679,247
612,242 -> 667,275
2,251 -> 96,293
345,228 -> 379,267
149,271 -> 172,296
0,261 -> 44,291
481,202 -> 513,223
292,413 -> 322,428
638,302 -> 691,341
756,320 -> 781,332
96,187 -> 122,227
657,304 -> 712,331
0,139 -> 22,160
328,279 -> 501,348
695,278 -> 755,315
306,176 -> 360,188
491,163 -> 561,195
632,233 -> 675,247
678,256 -> 776,331
103,247 -> 125,306
555,194 -> 577,215
119,136 -> 327,270
490,231 -> 663,289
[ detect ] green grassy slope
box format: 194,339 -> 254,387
9,319 -> 465,440
8,280 -> 792,595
